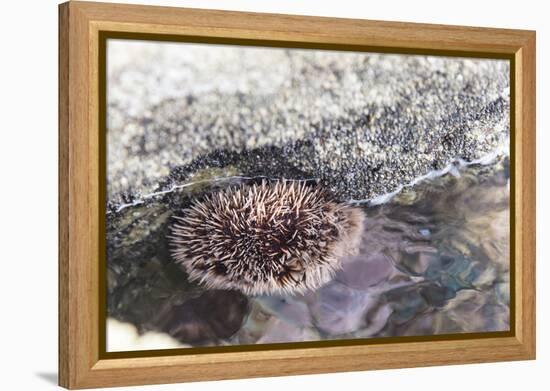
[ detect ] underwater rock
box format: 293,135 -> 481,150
233,301 -> 274,345
358,303 -> 394,337
256,318 -> 319,344
106,144 -> 510,347
437,289 -> 509,333
255,295 -> 313,328
104,41 -> 511,350
158,290 -> 249,344
336,252 -> 393,290
307,281 -> 373,335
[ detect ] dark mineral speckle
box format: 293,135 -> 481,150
107,43 -> 509,204
105,41 -> 510,349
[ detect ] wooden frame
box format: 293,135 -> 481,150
59,0 -> 536,389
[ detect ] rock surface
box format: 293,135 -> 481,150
105,41 -> 510,350
107,157 -> 510,347
107,41 -> 509,203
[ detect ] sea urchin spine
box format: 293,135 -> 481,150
169,180 -> 365,295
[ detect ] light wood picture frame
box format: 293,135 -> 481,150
59,1 -> 536,389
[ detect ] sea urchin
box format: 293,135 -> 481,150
169,180 -> 365,295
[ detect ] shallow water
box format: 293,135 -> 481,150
231,157 -> 510,344
104,43 -> 511,351
106,157 -> 509,349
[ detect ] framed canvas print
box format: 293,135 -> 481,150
58,1 -> 536,389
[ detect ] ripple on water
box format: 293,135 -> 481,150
242,157 -> 510,342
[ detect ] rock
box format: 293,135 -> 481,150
256,318 -> 319,344
104,41 -> 511,346
307,282 -> 373,335
233,301 -> 273,345
438,289 -> 509,333
107,42 -> 509,202
336,252 -> 393,290
356,303 -> 394,337
255,296 -> 313,328
106,158 -> 510,344
158,290 -> 249,344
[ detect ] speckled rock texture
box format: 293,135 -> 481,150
107,41 -> 509,204
105,41 -> 510,349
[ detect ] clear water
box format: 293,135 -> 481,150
232,158 -> 510,344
